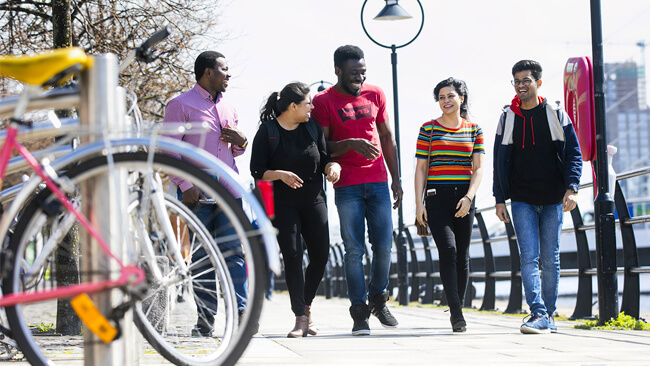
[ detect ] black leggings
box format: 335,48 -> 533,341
425,184 -> 475,310
273,201 -> 330,316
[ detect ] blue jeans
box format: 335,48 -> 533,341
179,190 -> 248,314
510,201 -> 562,316
335,182 -> 393,306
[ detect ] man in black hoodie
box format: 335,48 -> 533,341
493,60 -> 582,334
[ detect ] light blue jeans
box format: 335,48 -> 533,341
510,201 -> 563,316
335,182 -> 393,306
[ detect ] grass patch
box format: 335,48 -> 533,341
575,312 -> 650,330
35,322 -> 55,333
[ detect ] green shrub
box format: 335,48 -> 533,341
575,312 -> 650,330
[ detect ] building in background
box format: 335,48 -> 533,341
605,56 -> 650,219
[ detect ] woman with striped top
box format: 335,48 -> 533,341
414,77 -> 485,332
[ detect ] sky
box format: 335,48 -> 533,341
196,0 -> 650,238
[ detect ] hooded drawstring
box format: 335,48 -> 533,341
511,95 -> 542,149
521,116 -> 536,149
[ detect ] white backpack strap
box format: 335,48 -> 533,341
501,108 -> 516,145
545,103 -> 565,142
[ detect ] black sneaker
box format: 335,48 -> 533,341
368,292 -> 399,329
349,304 -> 370,336
192,315 -> 214,337
191,326 -> 213,337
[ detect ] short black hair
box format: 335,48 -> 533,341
194,51 -> 225,81
512,60 -> 543,80
334,45 -> 364,68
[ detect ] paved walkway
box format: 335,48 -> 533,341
3,293 -> 649,365
241,294 -> 650,365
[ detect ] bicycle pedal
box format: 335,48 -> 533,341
70,294 -> 118,343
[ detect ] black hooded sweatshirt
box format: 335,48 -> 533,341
509,97 -> 566,205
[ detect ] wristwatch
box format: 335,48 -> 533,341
569,183 -> 579,194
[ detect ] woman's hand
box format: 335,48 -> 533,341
278,170 -> 303,189
416,201 -> 427,225
325,162 -> 341,184
455,196 -> 472,218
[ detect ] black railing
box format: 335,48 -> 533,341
315,167 -> 650,320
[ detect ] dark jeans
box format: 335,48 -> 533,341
178,189 -> 248,321
273,201 -> 330,316
425,184 -> 475,313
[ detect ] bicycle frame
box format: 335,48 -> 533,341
0,39 -> 279,316
0,122 -> 146,308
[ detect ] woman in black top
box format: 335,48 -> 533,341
250,82 -> 341,338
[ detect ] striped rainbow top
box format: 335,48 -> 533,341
415,119 -> 484,185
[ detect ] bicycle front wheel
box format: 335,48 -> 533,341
3,152 -> 267,366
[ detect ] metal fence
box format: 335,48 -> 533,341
312,166 -> 650,320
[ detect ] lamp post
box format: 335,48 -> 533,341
590,0 -> 619,325
361,0 -> 424,306
310,80 -> 334,93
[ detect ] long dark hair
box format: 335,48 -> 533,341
433,77 -> 470,120
260,82 -> 310,121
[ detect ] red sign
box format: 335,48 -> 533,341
564,57 -> 596,161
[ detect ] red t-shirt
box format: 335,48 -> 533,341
311,84 -> 389,188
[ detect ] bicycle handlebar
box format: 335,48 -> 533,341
119,26 -> 172,72
136,26 -> 173,62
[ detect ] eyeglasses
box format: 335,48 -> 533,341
511,78 -> 535,87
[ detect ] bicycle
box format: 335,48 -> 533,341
0,27 -> 279,366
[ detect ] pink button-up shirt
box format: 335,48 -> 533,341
163,83 -> 245,198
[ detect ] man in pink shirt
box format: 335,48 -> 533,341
311,45 -> 402,336
163,51 -> 248,337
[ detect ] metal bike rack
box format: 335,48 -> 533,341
80,53 -> 138,365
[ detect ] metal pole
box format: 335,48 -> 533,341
390,44 -> 409,306
80,54 -> 137,365
590,0 -> 619,324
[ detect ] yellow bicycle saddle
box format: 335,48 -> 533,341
0,47 -> 92,87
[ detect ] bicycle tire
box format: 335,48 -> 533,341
2,152 -> 266,366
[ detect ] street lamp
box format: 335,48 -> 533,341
309,80 -> 334,93
361,0 -> 424,306
590,0 -> 618,325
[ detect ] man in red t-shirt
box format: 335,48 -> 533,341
311,45 -> 402,336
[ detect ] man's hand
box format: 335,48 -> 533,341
562,190 -> 578,212
350,139 -> 380,160
391,180 -> 403,209
495,203 -> 510,223
221,125 -> 247,147
182,186 -> 205,206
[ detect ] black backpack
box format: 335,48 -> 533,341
263,118 -> 319,157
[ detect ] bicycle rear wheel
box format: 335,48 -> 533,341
2,152 -> 266,366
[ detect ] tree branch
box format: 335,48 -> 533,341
0,5 -> 51,21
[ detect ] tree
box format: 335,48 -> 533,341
0,0 -> 226,119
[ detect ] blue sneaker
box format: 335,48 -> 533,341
549,316 -> 557,333
520,313 -> 550,334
